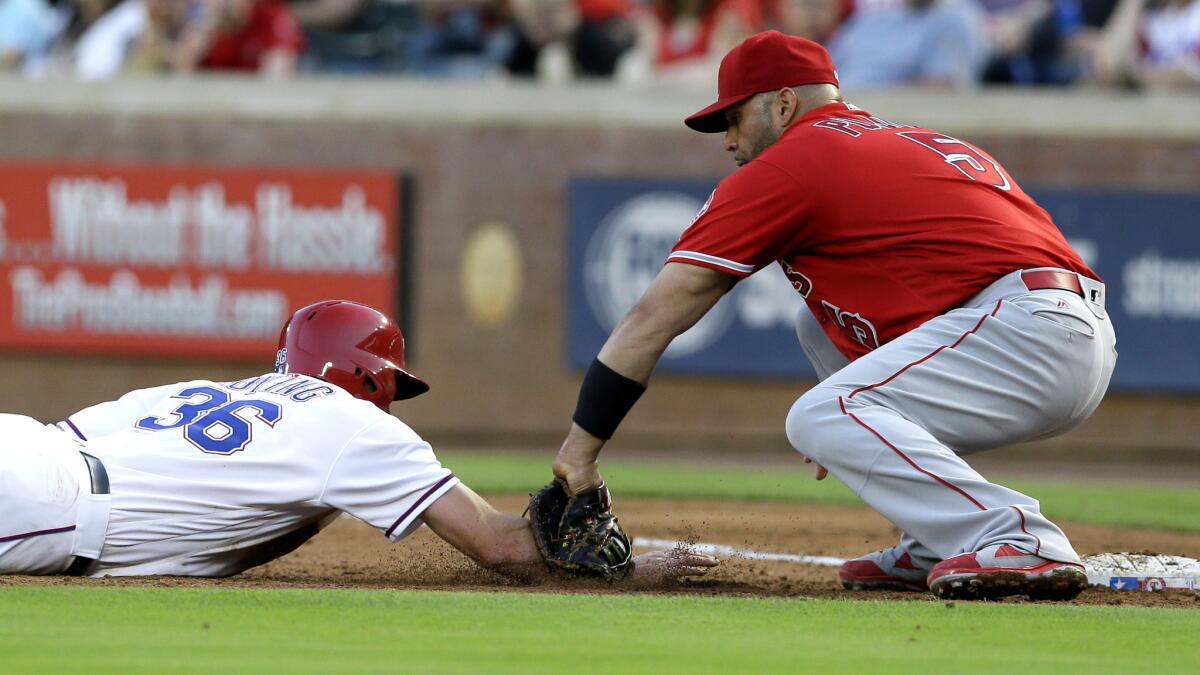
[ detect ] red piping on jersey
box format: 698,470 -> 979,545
64,419 -> 87,441
833,300 -> 1006,512
838,397 -> 986,510
0,524 -> 76,544
386,473 -> 456,538
1012,506 -> 1042,556
846,300 -> 1004,400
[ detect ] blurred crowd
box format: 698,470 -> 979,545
1,0 -> 1197,87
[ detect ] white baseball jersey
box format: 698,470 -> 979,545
55,372 -> 459,577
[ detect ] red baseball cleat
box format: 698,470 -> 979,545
839,546 -> 936,592
927,544 -> 1088,600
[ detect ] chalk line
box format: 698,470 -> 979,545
632,537 -> 846,567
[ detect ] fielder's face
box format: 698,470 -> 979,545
723,93 -> 783,167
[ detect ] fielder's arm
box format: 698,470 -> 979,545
420,483 -> 717,583
554,262 -> 735,492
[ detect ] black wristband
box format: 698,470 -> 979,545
572,358 -> 647,441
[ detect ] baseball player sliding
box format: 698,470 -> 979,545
553,31 -> 1117,600
0,300 -> 714,583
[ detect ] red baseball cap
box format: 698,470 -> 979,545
684,31 -> 839,133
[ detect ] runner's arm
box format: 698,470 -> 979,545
420,483 -> 719,583
420,483 -> 543,579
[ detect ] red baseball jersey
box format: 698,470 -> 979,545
669,101 -> 1097,360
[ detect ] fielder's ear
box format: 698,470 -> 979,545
777,88 -> 801,127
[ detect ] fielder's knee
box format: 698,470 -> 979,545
784,386 -> 844,465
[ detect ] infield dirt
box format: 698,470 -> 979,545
7,496 -> 1198,609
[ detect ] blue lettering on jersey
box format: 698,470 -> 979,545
228,374 -> 336,402
135,386 -> 230,430
136,385 -> 283,455
290,386 -> 335,402
263,378 -> 316,397
184,398 -> 282,455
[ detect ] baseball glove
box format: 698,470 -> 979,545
526,479 -> 634,582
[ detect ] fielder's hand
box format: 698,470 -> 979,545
803,456 -> 829,480
553,441 -> 603,494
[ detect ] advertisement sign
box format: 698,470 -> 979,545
0,162 -> 401,359
568,177 -> 1200,392
568,179 -> 815,379
1028,187 -> 1200,392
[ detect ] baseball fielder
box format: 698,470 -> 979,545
0,300 -> 715,582
553,31 -> 1116,600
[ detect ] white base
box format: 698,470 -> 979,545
1083,553 -> 1200,591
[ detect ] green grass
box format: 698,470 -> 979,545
1,587 -> 1197,674
3,455 -> 1195,672
440,450 -> 1200,533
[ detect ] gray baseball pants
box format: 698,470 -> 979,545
786,268 -> 1117,564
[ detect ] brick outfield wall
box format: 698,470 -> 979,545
0,110 -> 1195,455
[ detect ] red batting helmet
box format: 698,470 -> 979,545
275,300 -> 429,410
